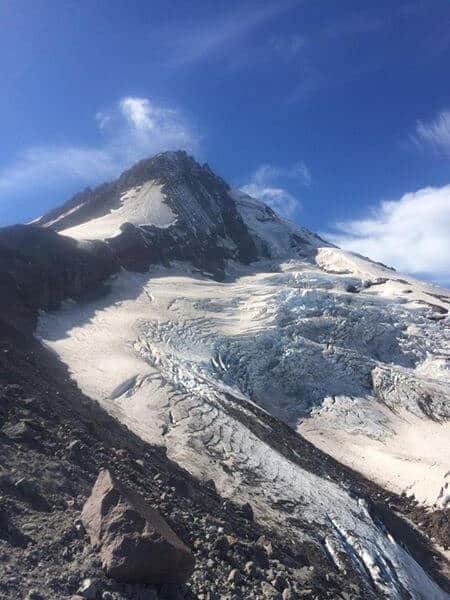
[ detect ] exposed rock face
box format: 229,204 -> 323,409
81,469 -> 194,584
0,224 -> 119,332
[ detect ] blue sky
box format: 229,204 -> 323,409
1,0 -> 450,284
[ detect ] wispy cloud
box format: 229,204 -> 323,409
326,185 -> 450,285
0,147 -> 117,194
285,13 -> 385,103
287,4 -> 450,104
165,1 -> 300,67
0,97 -> 197,197
268,33 -> 307,60
97,97 -> 197,164
241,162 -> 310,218
320,13 -> 384,40
411,109 -> 450,158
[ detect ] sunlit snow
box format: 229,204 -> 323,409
60,181 -> 176,239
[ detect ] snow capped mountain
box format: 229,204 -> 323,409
35,151 -> 325,277
28,151 -> 450,598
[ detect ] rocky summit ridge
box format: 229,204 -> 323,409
0,151 -> 449,600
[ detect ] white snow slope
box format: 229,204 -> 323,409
36,182 -> 450,599
59,181 -> 176,240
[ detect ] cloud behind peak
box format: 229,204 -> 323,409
326,184 -> 450,285
0,96 -> 197,199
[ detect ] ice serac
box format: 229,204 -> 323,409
33,151 -> 450,598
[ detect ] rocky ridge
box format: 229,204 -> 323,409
34,151 -> 323,278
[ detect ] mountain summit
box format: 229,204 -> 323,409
1,152 -> 449,599
35,151 -> 324,278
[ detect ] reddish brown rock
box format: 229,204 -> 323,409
81,469 -> 194,584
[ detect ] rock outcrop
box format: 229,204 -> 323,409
81,469 -> 194,584
0,224 -> 119,333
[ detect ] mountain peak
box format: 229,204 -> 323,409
33,152 -> 323,278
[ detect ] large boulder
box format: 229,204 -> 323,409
81,469 -> 194,583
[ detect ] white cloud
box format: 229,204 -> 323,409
251,163 -> 311,186
327,185 -> 450,285
242,183 -> 299,217
100,96 -> 197,165
412,109 -> 450,157
0,96 -> 197,196
241,162 -> 310,218
119,97 -> 155,130
0,146 -> 117,193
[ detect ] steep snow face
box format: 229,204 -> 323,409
37,258 -> 450,599
231,189 -> 325,258
60,181 -> 176,240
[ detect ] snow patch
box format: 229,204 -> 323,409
60,181 -> 176,240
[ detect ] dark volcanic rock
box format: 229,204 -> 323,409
2,420 -> 37,443
81,469 -> 195,584
0,225 -> 119,332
